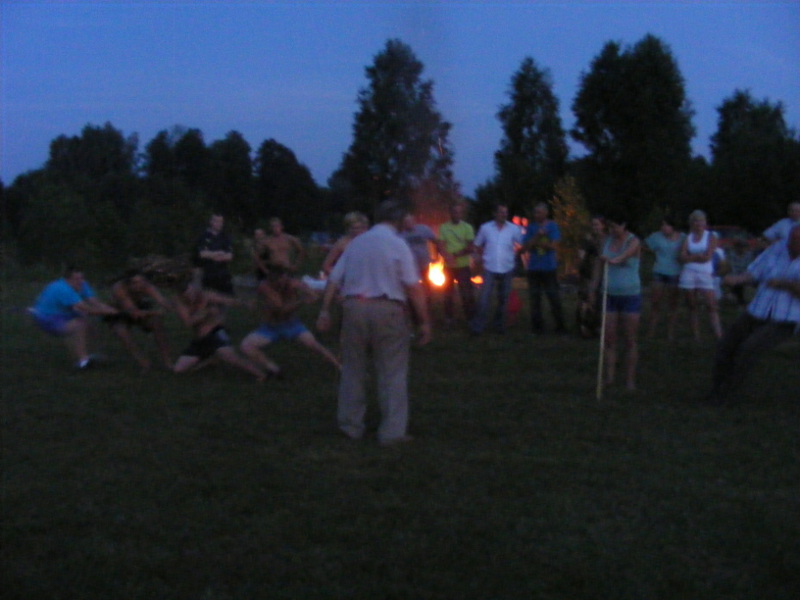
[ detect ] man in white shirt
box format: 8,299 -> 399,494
470,203 -> 523,335
317,200 -> 431,446
762,201 -> 800,244
707,224 -> 800,404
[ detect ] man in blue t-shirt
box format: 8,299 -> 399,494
32,266 -> 119,369
521,202 -> 567,333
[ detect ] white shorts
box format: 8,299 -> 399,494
679,269 -> 715,291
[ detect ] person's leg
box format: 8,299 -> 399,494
146,315 -> 172,369
214,346 -> 265,380
338,301 -> 369,439
685,288 -> 700,341
665,284 -> 680,341
604,309 -> 620,386
113,323 -> 151,370
296,331 -> 341,370
732,283 -> 746,306
471,271 -> 497,334
622,311 -> 640,390
456,266 -> 476,321
647,280 -> 665,337
442,266 -> 456,321
62,317 -> 90,365
543,270 -> 566,331
711,315 -> 794,402
373,302 -> 411,444
240,331 -> 281,375
173,355 -> 200,373
527,271 -> 544,332
493,272 -> 512,332
704,288 -> 723,339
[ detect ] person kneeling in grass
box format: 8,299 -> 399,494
31,265 -> 120,370
171,272 -> 265,381
240,265 -> 340,378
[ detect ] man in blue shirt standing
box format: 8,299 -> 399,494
707,224 -> 800,404
521,202 -> 567,334
31,266 -> 119,369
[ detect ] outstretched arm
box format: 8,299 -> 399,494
315,280 -> 340,332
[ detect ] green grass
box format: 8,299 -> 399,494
2,279 -> 799,599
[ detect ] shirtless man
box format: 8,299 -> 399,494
171,273 -> 265,380
105,269 -> 173,371
240,266 -> 340,378
264,217 -> 305,273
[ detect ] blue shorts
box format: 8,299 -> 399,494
652,273 -> 679,286
32,312 -> 77,336
253,318 -> 308,342
605,294 -> 642,314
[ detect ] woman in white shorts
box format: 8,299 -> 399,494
679,210 -> 722,340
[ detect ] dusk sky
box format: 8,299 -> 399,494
3,1 -> 799,196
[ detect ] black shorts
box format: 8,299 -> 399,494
180,326 -> 231,360
104,314 -> 154,332
103,300 -> 155,331
202,275 -> 235,296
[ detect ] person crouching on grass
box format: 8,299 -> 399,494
706,224 -> 800,404
30,265 -> 120,370
590,213 -> 642,391
170,270 -> 266,381
239,265 -> 341,378
105,268 -> 173,372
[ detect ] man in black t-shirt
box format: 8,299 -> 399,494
194,213 -> 234,295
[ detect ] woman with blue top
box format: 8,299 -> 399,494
590,213 -> 642,391
644,217 -> 685,339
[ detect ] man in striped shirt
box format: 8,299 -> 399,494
706,224 -> 800,404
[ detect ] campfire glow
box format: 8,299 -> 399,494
428,258 -> 446,287
427,258 -> 483,287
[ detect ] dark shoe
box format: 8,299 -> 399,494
702,390 -> 728,406
379,435 -> 414,447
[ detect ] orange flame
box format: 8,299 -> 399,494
428,257 -> 446,287
427,257 -> 483,286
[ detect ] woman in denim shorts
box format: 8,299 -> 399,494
590,214 -> 642,391
644,218 -> 685,339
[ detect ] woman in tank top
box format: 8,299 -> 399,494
679,210 -> 722,341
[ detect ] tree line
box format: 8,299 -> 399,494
2,35 -> 799,273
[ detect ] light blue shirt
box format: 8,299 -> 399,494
644,231 -> 685,276
746,237 -> 800,326
33,279 -> 95,318
603,234 -> 641,296
763,217 -> 800,242
474,220 -> 522,274
330,223 -> 419,302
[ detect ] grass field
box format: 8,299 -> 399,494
2,277 -> 799,599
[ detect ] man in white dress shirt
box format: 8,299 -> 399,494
762,201 -> 800,244
707,224 -> 800,404
317,200 -> 431,446
469,203 -> 523,335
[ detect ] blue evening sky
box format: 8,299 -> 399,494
2,1 -> 799,196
